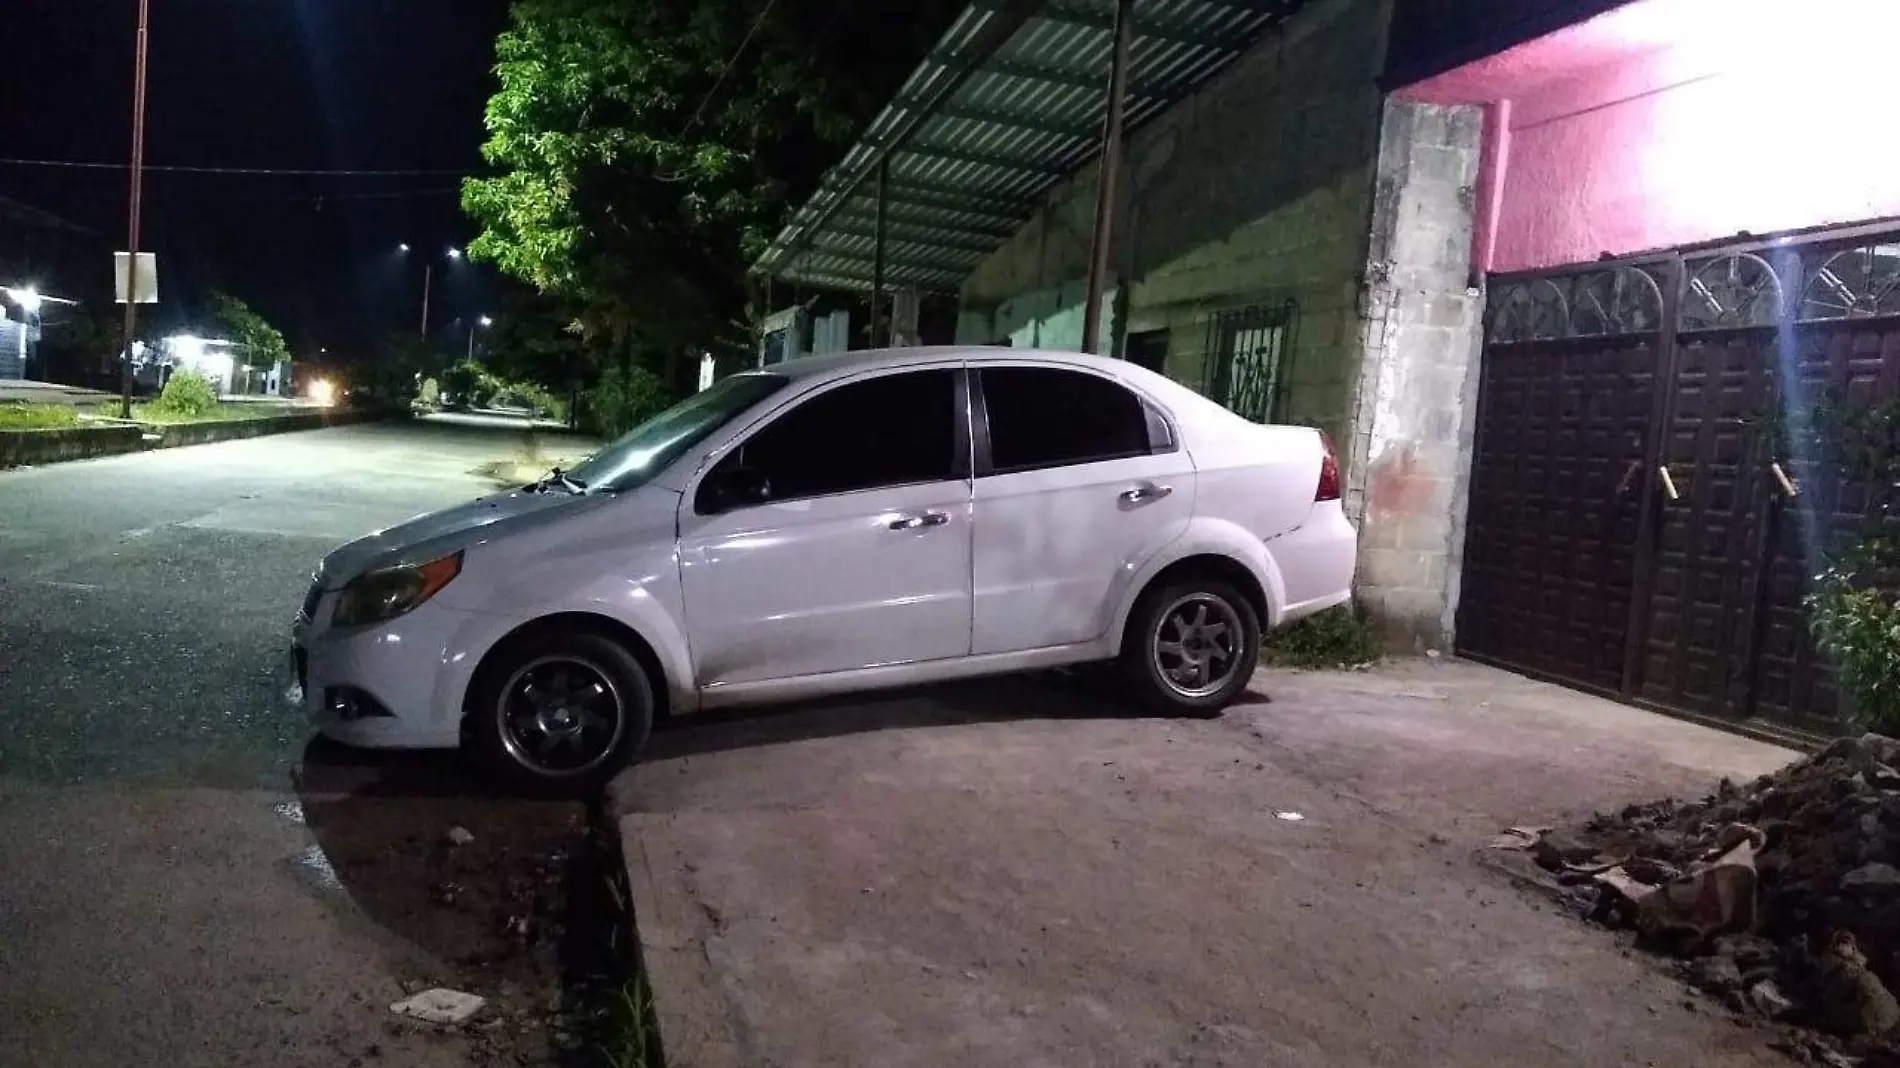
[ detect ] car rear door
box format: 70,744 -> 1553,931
969,364 -> 1194,655
677,365 -> 975,688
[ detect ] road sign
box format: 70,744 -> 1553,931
115,252 -> 158,304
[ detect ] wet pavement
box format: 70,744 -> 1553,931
0,416 -> 602,1067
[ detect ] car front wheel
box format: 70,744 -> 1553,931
467,627 -> 654,792
1121,579 -> 1261,715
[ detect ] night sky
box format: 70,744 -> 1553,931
0,0 -> 515,356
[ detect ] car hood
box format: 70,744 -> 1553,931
318,488 -> 595,586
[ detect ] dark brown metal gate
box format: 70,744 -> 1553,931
1459,222 -> 1900,739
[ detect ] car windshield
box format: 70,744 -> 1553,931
566,373 -> 789,493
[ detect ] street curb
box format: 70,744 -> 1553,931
0,408 -> 399,469
611,804 -> 745,1068
146,408 -> 388,449
0,425 -> 146,468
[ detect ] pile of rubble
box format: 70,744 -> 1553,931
1508,735 -> 1900,1060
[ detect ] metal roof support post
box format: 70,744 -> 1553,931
1082,0 -> 1134,354
872,157 -> 890,347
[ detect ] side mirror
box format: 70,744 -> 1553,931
701,466 -> 771,514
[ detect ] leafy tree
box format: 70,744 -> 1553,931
332,333 -> 439,405
483,289 -> 596,394
462,0 -> 961,389
439,360 -> 497,410
39,302 -> 120,384
208,292 -> 291,370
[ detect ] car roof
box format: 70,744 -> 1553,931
751,345 -> 1178,391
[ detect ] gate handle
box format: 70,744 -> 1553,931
1657,465 -> 1681,501
1770,462 -> 1799,499
1615,460 -> 1642,496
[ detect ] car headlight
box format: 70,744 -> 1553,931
332,551 -> 464,626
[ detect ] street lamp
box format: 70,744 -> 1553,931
468,314 -> 492,360
400,245 -> 464,340
5,287 -> 40,376
5,286 -> 42,315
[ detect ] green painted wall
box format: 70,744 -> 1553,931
956,0 -> 1391,446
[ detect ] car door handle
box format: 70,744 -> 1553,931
1120,484 -> 1174,504
889,511 -> 951,531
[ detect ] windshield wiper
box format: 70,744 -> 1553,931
530,467 -> 587,495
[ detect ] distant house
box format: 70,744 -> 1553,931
0,195 -> 111,385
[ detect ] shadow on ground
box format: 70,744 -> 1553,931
643,668 -> 1271,763
293,739 -> 589,1065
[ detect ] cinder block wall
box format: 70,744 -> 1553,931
957,0 -> 1390,443
1347,99 -> 1485,652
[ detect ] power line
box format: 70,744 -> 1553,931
678,0 -> 783,141
0,157 -> 474,177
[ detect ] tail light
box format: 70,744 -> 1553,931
1315,431 -> 1341,502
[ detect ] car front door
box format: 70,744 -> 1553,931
678,366 -> 974,688
971,364 -> 1195,655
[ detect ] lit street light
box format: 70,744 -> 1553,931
5,286 -> 42,315
6,286 -> 78,379
468,314 -> 492,360
399,244 -> 466,339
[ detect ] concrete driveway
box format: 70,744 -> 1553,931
611,660 -> 1799,1068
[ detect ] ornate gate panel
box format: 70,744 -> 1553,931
1465,224 -> 1900,738
1459,264 -> 1666,693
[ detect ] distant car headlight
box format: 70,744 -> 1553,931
332,551 -> 463,626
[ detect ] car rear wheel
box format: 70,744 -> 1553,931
1120,579 -> 1260,715
467,627 -> 653,792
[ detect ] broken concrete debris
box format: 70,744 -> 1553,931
1500,734 -> 1900,1047
391,988 -> 487,1025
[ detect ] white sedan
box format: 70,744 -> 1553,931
291,347 -> 1356,787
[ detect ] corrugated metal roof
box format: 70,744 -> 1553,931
753,0 -> 1305,294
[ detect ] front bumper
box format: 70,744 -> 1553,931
290,595 -> 483,750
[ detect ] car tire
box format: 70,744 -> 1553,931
1120,578 -> 1261,716
466,626 -> 654,793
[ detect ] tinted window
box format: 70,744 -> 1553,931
721,369 -> 959,502
981,367 -> 1151,473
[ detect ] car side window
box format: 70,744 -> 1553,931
980,367 -> 1156,474
709,369 -> 959,505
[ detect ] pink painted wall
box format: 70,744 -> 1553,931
1402,0 -> 1900,273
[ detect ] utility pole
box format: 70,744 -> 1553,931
466,316 -> 490,361
1081,0 -> 1134,355
419,262 -> 433,340
119,0 -> 151,418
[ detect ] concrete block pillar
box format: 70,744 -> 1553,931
1346,99 -> 1485,653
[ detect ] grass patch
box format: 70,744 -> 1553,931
0,403 -> 79,430
123,401 -> 285,425
597,973 -> 658,1068
1262,604 -> 1383,669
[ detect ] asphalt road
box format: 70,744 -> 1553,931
0,415 -> 600,1068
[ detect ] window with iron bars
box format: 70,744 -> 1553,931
1199,300 -> 1297,424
